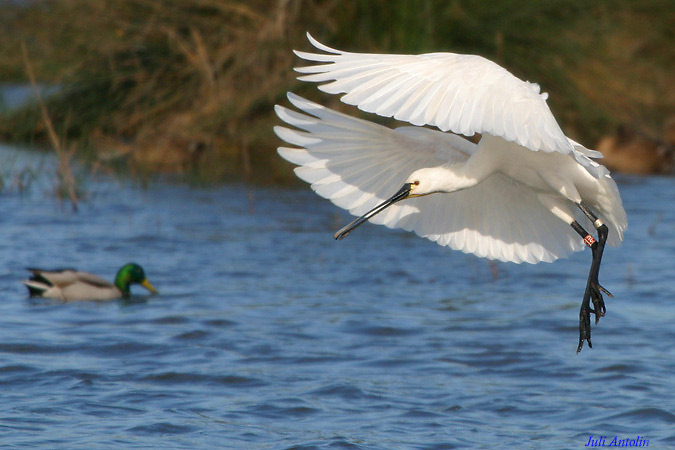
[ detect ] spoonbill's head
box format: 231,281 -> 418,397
405,167 -> 449,197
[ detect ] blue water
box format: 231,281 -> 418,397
0,84 -> 59,111
0,145 -> 673,449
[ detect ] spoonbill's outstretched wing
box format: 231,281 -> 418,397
275,93 -> 588,263
295,33 -> 600,158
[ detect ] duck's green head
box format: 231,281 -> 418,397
114,263 -> 158,297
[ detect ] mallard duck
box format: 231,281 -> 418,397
22,263 -> 158,301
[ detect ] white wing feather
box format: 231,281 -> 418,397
275,93 -> 587,263
295,33 -> 575,155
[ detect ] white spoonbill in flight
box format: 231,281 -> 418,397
274,33 -> 627,352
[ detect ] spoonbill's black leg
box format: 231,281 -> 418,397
571,202 -> 612,353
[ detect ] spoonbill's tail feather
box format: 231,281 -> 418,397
584,173 -> 626,247
275,93 -> 590,264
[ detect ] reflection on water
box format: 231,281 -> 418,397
0,145 -> 673,449
0,83 -> 60,111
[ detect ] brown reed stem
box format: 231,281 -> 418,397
21,41 -> 79,212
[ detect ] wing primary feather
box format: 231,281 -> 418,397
306,32 -> 343,54
293,50 -> 339,63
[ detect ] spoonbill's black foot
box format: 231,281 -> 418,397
589,282 -> 612,324
578,304 -> 592,353
577,280 -> 612,353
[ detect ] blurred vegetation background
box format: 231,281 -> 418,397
0,0 -> 673,184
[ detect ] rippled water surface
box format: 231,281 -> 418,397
0,146 -> 673,449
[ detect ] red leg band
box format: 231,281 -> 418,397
584,235 -> 596,247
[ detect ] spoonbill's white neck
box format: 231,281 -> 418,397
406,164 -> 486,196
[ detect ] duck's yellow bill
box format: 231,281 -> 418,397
141,279 -> 158,294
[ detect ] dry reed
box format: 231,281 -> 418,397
21,41 -> 79,211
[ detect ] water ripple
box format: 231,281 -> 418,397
0,163 -> 672,449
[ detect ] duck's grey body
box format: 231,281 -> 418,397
23,269 -> 121,301
22,264 -> 157,301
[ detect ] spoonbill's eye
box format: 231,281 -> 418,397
413,180 -> 420,186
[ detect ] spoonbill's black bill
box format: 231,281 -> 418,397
274,33 -> 627,352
